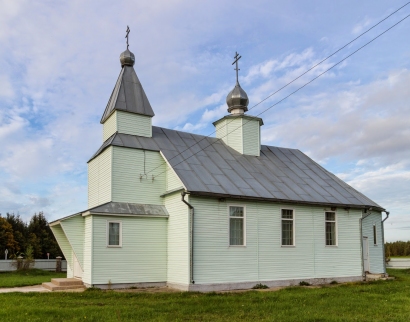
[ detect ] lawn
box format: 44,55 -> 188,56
0,269 -> 409,321
0,269 -> 66,288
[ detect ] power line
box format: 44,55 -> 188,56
150,12 -> 410,179
144,3 -> 410,177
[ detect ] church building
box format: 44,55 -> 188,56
49,36 -> 387,291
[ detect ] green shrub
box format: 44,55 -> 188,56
252,283 -> 269,289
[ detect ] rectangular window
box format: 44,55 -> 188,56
373,224 -> 377,245
107,222 -> 122,247
229,206 -> 245,246
325,212 -> 337,246
281,209 -> 294,246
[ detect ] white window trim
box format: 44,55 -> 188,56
325,211 -> 338,247
281,208 -> 295,247
106,221 -> 122,248
228,204 -> 246,247
373,223 -> 378,246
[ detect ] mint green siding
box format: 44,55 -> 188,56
243,119 -> 260,156
166,165 -> 184,191
102,111 -> 152,140
90,215 -> 167,284
50,224 -> 74,278
362,212 -> 384,273
60,216 -> 85,270
117,111 -> 152,137
88,147 -> 112,208
103,112 -> 117,141
165,193 -> 190,285
215,117 -> 260,156
191,197 -> 362,284
83,216 -> 93,284
112,146 -> 166,205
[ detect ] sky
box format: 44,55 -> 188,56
0,0 -> 409,242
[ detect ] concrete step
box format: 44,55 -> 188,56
50,278 -> 84,287
42,282 -> 86,291
366,273 -> 385,281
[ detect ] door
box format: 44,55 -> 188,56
73,252 -> 83,279
362,236 -> 370,273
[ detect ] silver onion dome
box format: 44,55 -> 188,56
120,49 -> 135,67
226,82 -> 249,114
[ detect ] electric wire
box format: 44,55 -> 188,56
141,7 -> 410,177
148,12 -> 410,179
143,3 -> 410,177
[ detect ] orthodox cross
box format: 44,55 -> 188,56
125,26 -> 130,49
232,52 -> 242,83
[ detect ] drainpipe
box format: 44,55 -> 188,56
181,191 -> 195,285
360,208 -> 372,278
381,211 -> 390,276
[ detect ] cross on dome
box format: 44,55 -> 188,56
232,52 -> 242,84
125,26 -> 130,49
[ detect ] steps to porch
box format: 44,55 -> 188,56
42,278 -> 85,291
365,273 -> 394,282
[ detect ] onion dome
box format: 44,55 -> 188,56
226,81 -> 249,114
120,49 -> 135,67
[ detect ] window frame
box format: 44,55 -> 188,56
281,208 -> 295,247
373,224 -> 377,246
228,205 -> 246,247
106,221 -> 122,248
325,211 -> 338,247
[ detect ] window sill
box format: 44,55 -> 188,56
281,245 -> 295,248
107,245 -> 122,248
325,245 -> 338,247
229,245 -> 247,248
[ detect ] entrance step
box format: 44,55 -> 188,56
42,278 -> 85,291
365,273 -> 386,281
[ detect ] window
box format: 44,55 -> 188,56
373,224 -> 377,245
229,206 -> 245,246
325,212 -> 337,246
107,221 -> 122,247
281,209 -> 294,246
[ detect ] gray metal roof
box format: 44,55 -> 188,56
86,202 -> 168,217
50,202 -> 169,225
89,127 -> 383,211
100,66 -> 154,123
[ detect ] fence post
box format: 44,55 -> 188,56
56,256 -> 62,272
17,256 -> 23,270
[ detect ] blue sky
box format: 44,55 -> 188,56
0,0 -> 409,241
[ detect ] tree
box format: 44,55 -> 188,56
0,217 -> 19,257
27,212 -> 61,258
5,213 -> 28,252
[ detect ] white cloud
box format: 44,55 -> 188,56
352,16 -> 372,35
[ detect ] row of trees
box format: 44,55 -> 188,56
0,212 -> 62,259
385,241 -> 410,257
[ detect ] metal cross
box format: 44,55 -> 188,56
125,26 -> 130,49
232,52 -> 242,83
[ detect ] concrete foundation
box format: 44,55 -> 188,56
85,276 -> 363,292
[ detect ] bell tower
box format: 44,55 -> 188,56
213,52 -> 263,156
101,26 -> 155,141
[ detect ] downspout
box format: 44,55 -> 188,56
360,208 -> 372,278
181,191 -> 195,285
381,211 -> 390,276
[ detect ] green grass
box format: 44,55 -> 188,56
0,269 -> 66,288
0,269 -> 409,321
390,256 -> 410,258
